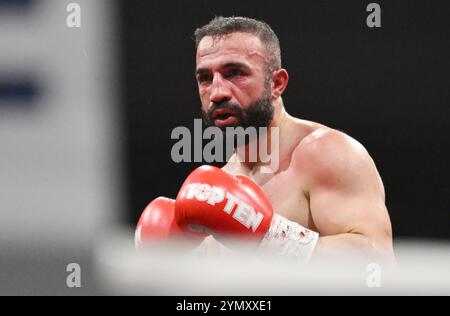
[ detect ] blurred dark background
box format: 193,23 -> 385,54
120,0 -> 450,239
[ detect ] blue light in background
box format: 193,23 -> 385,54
0,0 -> 35,11
0,77 -> 40,106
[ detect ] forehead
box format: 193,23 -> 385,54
196,32 -> 266,68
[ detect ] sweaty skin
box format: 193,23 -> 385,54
195,32 -> 395,265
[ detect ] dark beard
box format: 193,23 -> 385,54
201,94 -> 274,150
201,96 -> 274,131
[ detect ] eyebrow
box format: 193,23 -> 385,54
195,62 -> 251,76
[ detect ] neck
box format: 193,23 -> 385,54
235,99 -> 289,172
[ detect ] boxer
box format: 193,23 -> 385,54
137,16 -> 395,265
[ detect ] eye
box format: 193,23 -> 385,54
227,69 -> 245,78
197,74 -> 212,84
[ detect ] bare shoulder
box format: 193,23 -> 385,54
292,126 -> 384,195
296,127 -> 370,164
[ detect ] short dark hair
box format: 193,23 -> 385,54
194,16 -> 282,75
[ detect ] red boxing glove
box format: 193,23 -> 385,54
135,197 -> 183,248
175,166 -> 320,262
175,165 -> 274,242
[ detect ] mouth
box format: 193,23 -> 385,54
211,109 -> 239,127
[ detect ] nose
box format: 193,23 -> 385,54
209,73 -> 231,104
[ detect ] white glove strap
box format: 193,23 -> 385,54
259,214 -> 319,262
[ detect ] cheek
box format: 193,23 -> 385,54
199,88 -> 210,108
197,85 -> 206,97
234,81 -> 264,101
199,86 -> 208,98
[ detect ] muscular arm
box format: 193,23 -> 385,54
294,129 -> 395,265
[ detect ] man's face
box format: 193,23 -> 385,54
196,32 -> 274,130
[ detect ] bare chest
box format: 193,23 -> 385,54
245,167 -> 315,230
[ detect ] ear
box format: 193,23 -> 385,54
271,69 -> 289,100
